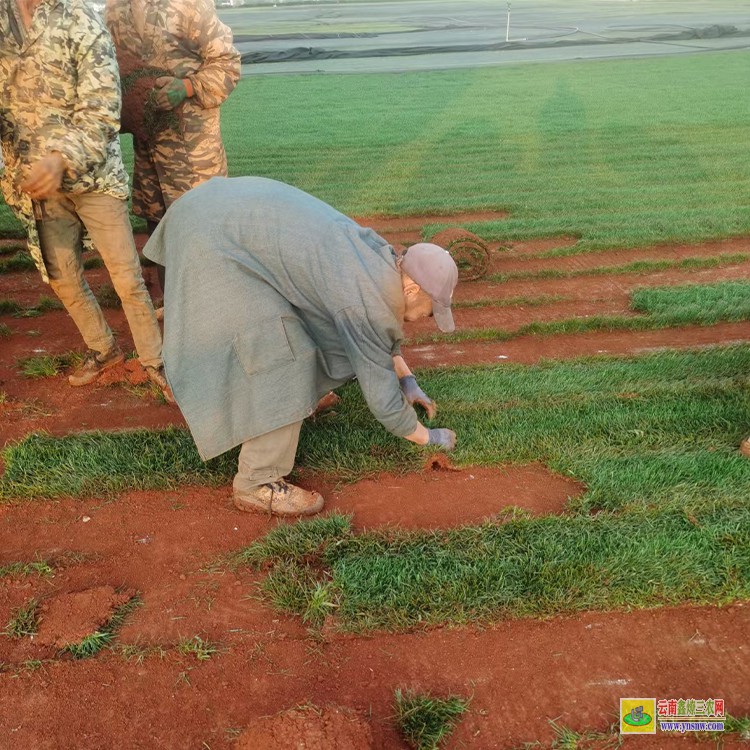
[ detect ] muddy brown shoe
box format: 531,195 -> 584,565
145,364 -> 176,404
233,480 -> 324,517
68,347 -> 125,386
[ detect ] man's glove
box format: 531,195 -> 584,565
426,428 -> 456,451
399,375 -> 436,420
153,77 -> 189,111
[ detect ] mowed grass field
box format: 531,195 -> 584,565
1,50 -> 750,249
221,50 -> 749,249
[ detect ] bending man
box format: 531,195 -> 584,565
144,177 -> 459,517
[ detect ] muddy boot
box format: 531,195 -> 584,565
145,364 -> 175,404
68,347 -> 125,386
233,480 -> 324,517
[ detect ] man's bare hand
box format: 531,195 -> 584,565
20,152 -> 65,199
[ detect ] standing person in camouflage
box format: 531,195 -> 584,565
106,0 -> 241,301
0,0 -> 172,398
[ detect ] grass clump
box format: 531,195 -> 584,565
0,323 -> 10,337
83,256 -> 103,270
177,635 -> 221,661
17,352 -> 81,379
232,513 -> 351,568
0,299 -> 22,315
394,689 -> 470,750
0,560 -> 54,578
5,599 -> 39,638
12,296 -> 63,318
453,293 -> 567,310
0,251 -> 35,274
64,594 -> 142,659
262,560 -> 338,627
95,284 -> 122,309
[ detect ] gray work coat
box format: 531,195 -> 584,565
143,176 -> 419,460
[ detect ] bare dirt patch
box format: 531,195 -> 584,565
35,585 -> 135,650
325,464 -> 583,530
236,704 -> 374,750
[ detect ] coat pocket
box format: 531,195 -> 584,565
232,317 -> 295,377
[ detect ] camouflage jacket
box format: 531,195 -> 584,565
106,0 -> 240,114
0,0 -> 129,282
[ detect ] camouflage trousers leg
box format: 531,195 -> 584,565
232,422 -> 303,494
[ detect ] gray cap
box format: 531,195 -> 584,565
401,242 -> 458,333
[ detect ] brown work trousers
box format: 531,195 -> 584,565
37,192 -> 162,368
233,421 -> 303,494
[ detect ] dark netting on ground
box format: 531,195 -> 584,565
240,24 -> 746,64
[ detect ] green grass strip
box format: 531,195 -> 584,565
0,426 -> 238,499
63,594 -> 142,659
484,254 -> 750,284
412,278 -> 750,345
632,280 -> 750,326
251,508 -> 750,633
453,294 -> 568,310
0,242 -> 25,255
0,295 -> 64,319
3,346 -> 750,509
394,689 -> 470,750
0,251 -> 35,274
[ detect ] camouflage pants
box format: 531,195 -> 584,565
37,193 -> 163,368
232,421 -> 303,493
131,124 -> 228,223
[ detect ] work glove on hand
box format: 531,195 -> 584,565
426,428 -> 456,451
399,375 -> 437,420
153,77 -> 189,111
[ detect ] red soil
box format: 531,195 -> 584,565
1,225 -> 749,748
236,704 -> 374,750
35,586 -> 135,650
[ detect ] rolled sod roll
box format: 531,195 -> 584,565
430,227 -> 490,281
